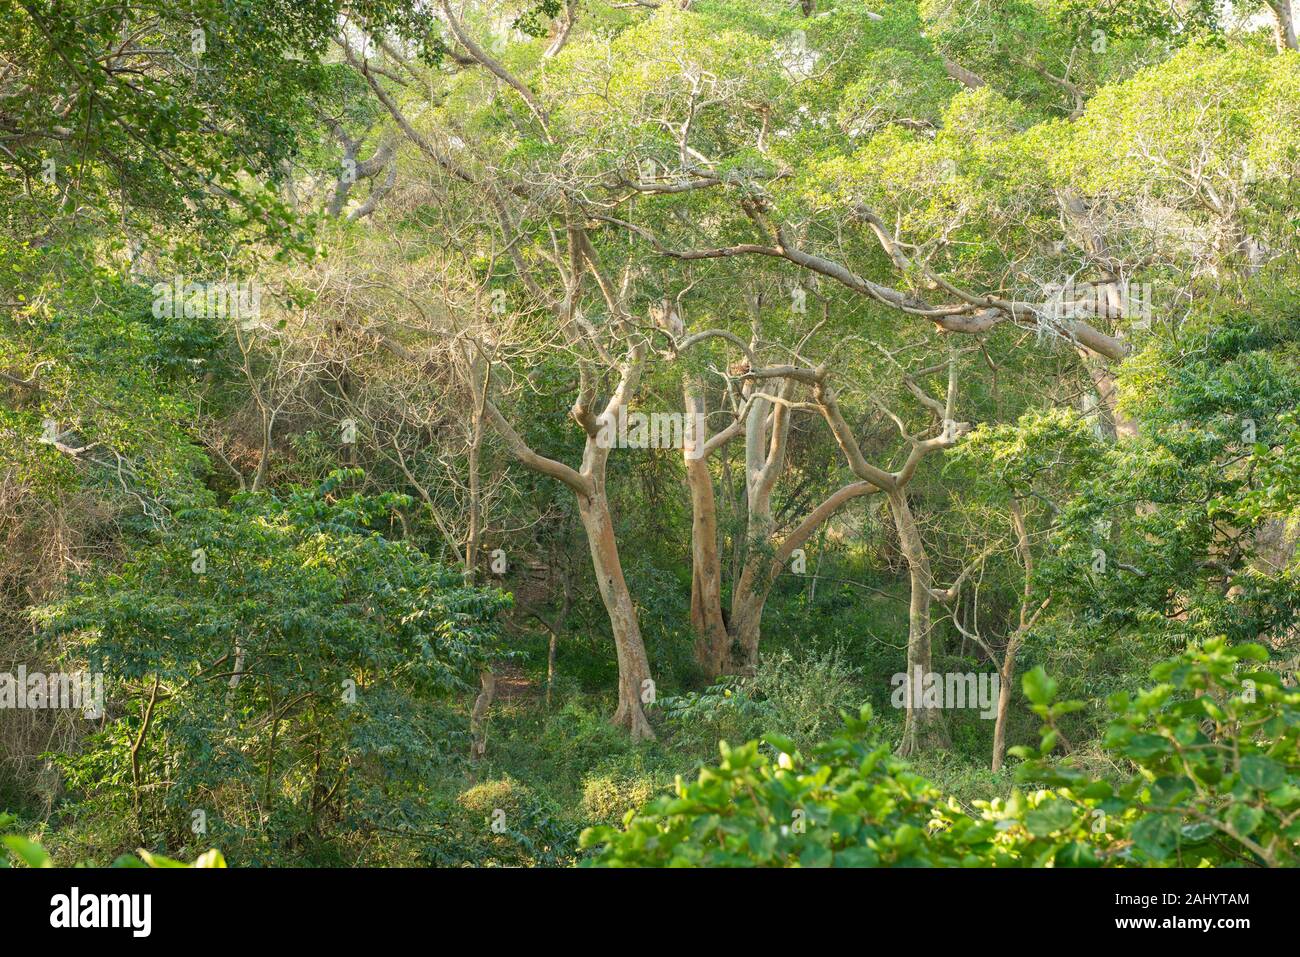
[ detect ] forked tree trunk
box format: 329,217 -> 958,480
720,477 -> 876,675
721,390 -> 784,674
483,371 -> 658,741
685,379 -> 877,677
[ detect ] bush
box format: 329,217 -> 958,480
750,646 -> 864,749
656,647 -> 863,753
32,471 -> 511,865
1,814 -> 225,868
1015,637 -> 1300,867
576,746 -> 672,829
440,777 -> 577,867
582,640 -> 1300,867
655,676 -> 766,752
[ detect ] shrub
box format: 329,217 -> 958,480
582,640 -> 1300,867
750,646 -> 864,749
655,675 -> 766,751
656,647 -> 863,753
1015,637 -> 1300,867
580,771 -> 656,827
440,777 -> 577,867
1,814 -> 225,868
32,471 -> 511,864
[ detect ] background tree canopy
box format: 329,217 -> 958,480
1,0 -> 1298,869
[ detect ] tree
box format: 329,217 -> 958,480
34,472 -> 509,856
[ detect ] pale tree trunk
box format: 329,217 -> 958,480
992,501 -> 1035,772
724,475 -> 877,675
666,315 -> 738,676
714,378 -> 829,675
684,382 -> 730,676
989,649 -> 1016,773
725,388 -> 783,674
469,671 -> 496,763
890,490 -> 950,756
465,360 -> 495,761
546,629 -> 558,706
683,374 -> 875,676
727,565 -> 769,675
677,349 -> 787,676
1270,1 -> 1298,52
482,340 -> 659,741
673,332 -> 883,678
578,491 -> 655,740
1079,352 -> 1138,441
364,9 -> 660,738
812,350 -> 971,756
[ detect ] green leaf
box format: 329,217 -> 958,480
1,835 -> 51,868
798,843 -> 832,868
1226,804 -> 1264,838
191,849 -> 227,868
1130,814 -> 1179,860
1026,798 -> 1076,837
1022,666 -> 1057,706
1123,734 -> 1171,759
1240,755 -> 1284,791
762,733 -> 798,758
1180,822 -> 1215,843
1079,781 -> 1114,800
1054,842 -> 1100,867
833,844 -> 879,867
136,849 -> 188,868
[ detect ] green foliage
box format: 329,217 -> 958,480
657,676 -> 768,750
1015,638 -> 1300,867
1236,410 -> 1300,528
1040,308 -> 1300,647
33,471 -> 510,863
5,0 -> 1299,873
1,241 -> 216,515
1,814 -> 225,867
656,647 -> 863,752
425,777 -> 578,868
748,647 -> 865,748
583,641 -> 1300,866
582,707 -> 987,867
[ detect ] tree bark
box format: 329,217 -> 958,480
1270,1 -> 1298,53
469,670 -> 496,762
727,565 -> 769,675
578,491 -> 656,740
684,383 -> 730,676
992,503 -> 1030,771
890,490 -> 950,756
721,387 -> 784,673
481,343 -> 659,740
1079,351 -> 1138,440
